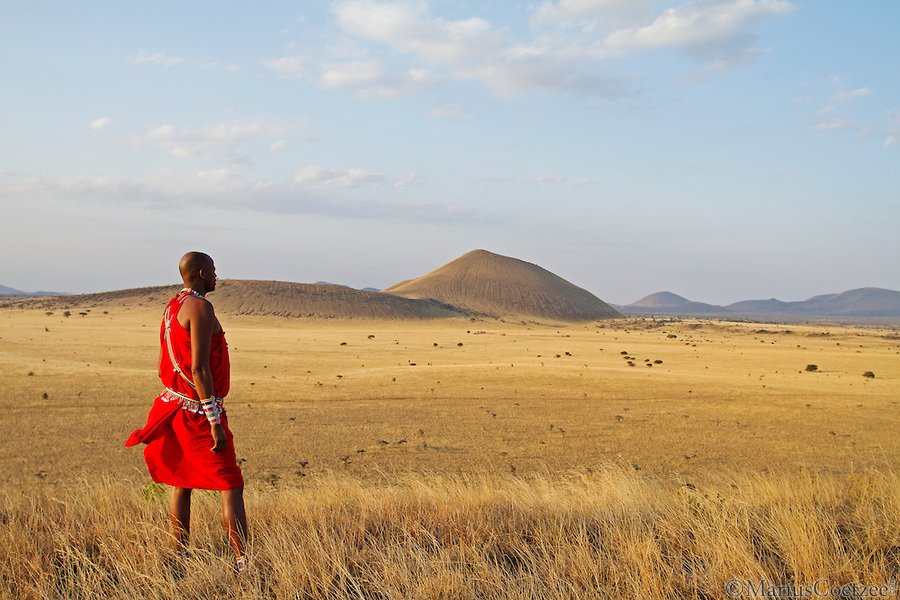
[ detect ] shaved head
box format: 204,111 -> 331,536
179,252 -> 217,293
179,252 -> 212,279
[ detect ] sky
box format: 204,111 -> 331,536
1,0 -> 898,305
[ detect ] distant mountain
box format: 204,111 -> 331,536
630,291 -> 691,307
0,284 -> 26,296
0,280 -> 466,319
624,287 -> 900,318
629,291 -> 719,314
725,298 -> 796,313
0,284 -> 66,297
315,281 -> 381,293
385,249 -> 620,321
796,287 -> 900,316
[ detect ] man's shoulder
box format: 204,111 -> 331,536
180,295 -> 215,316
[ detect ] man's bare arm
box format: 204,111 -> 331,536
186,298 -> 227,452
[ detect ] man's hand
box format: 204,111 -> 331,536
211,423 -> 227,452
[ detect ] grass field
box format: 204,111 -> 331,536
1,306 -> 899,597
3,468 -> 899,599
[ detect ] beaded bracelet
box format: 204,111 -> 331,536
201,396 -> 222,425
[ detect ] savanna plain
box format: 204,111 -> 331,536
1,305 -> 899,598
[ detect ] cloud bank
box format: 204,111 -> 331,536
288,0 -> 796,97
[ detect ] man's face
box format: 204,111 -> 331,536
203,260 -> 218,292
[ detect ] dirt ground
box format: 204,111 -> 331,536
1,306 -> 898,487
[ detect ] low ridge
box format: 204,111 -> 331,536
0,280 -> 466,320
384,249 -> 620,321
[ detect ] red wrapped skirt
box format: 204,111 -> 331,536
125,394 -> 244,490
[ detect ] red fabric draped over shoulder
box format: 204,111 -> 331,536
159,294 -> 230,400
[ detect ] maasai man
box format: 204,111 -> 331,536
126,251 -> 249,572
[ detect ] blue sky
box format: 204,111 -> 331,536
1,1 -> 898,304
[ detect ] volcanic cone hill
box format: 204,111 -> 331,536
626,292 -> 718,314
1,280 -> 466,320
384,249 -> 620,321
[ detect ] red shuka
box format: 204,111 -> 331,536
125,293 -> 243,490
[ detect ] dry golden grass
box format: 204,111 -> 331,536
2,468 -> 899,599
1,305 -> 899,597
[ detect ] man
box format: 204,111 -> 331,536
126,251 -> 249,572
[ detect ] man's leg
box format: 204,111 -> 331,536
221,487 -> 248,560
169,487 -> 192,551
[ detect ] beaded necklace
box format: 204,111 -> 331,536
180,287 -> 206,299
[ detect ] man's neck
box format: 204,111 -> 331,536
183,281 -> 208,296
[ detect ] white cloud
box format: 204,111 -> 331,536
334,1 -> 493,64
392,172 -> 417,188
836,87 -> 873,101
604,0 -> 793,54
321,59 -> 382,88
536,0 -> 631,20
819,79 -> 874,115
681,47 -> 766,82
196,169 -> 232,184
813,118 -> 852,131
131,51 -> 184,67
0,172 -> 486,225
1,174 -> 168,201
536,175 -> 566,184
813,77 -> 876,135
294,165 -> 385,188
293,165 -> 419,190
885,111 -> 900,148
331,0 -> 623,96
127,119 -> 290,165
328,0 -> 791,97
197,60 -> 240,72
320,59 -> 431,97
324,38 -> 373,60
3,177 -> 42,194
428,105 -> 467,120
262,55 -> 307,79
90,117 -> 112,131
533,0 -> 652,29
